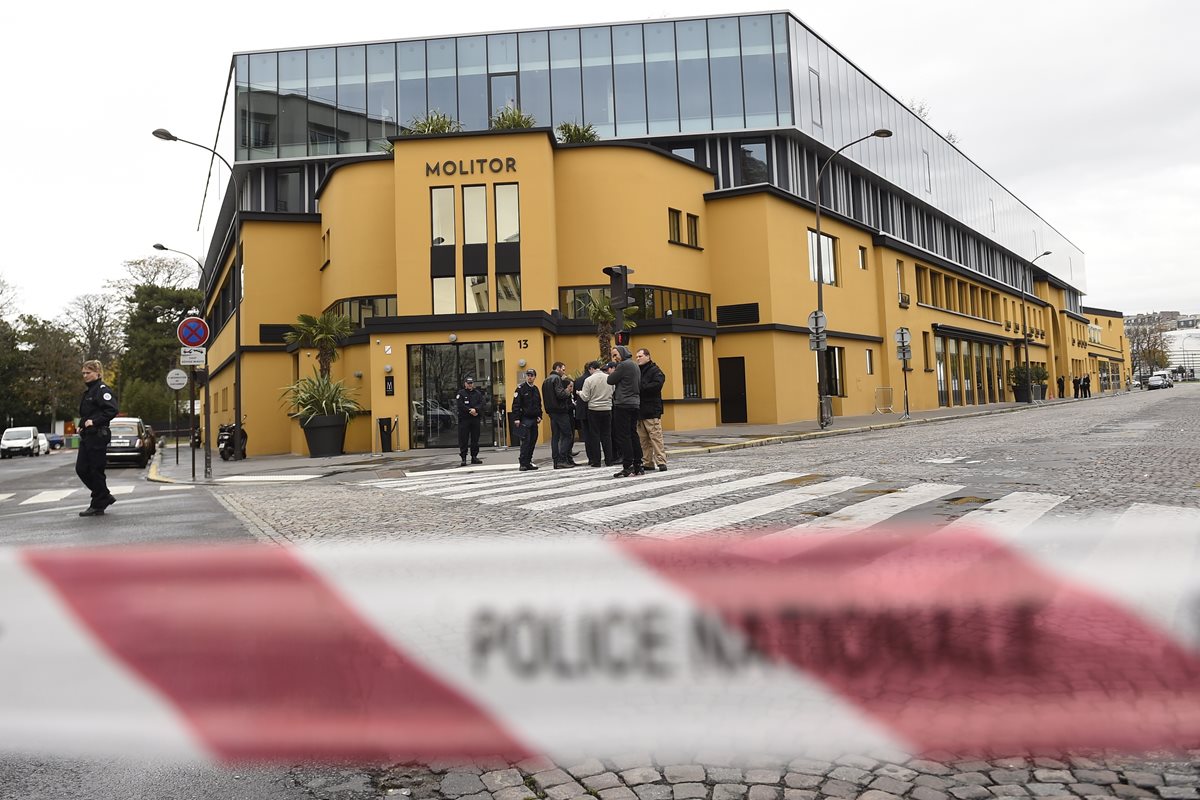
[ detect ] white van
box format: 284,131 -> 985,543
1,426 -> 40,458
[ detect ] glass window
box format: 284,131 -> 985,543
337,46 -> 367,153
708,18 -> 743,129
307,49 -> 337,155
581,27 -> 614,137
466,276 -> 489,313
490,74 -> 518,120
464,185 -> 486,244
613,25 -> 646,136
550,29 -> 582,127
668,208 -> 682,242
457,36 -> 488,130
276,169 -> 302,212
367,43 -> 398,147
519,31 -> 551,127
433,277 -> 456,314
859,246 -> 868,270
497,274 -> 521,311
687,214 -> 699,247
808,68 -> 822,128
935,337 -> 947,406
235,55 -> 249,161
736,139 -> 769,185
496,184 -> 520,243
431,187 -> 455,245
278,51 -> 307,158
825,346 -> 846,397
741,16 -> 776,127
671,145 -> 696,162
922,331 -> 931,370
427,39 -> 458,121
808,229 -> 836,285
644,22 -> 678,134
488,33 -> 517,72
773,14 -> 792,125
676,20 -> 711,132
681,337 -> 701,398
866,348 -> 874,375
398,41 -> 427,127
247,53 -> 278,160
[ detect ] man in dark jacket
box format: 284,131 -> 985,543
511,368 -> 543,471
542,361 -> 576,469
76,360 -> 119,516
635,347 -> 667,471
455,375 -> 486,467
607,344 -> 643,477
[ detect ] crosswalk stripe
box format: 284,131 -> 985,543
403,463 -> 519,477
779,482 -> 965,532
20,490 -> 77,505
109,486 -> 137,496
569,472 -> 803,522
439,468 -> 640,499
482,469 -> 719,507
636,475 -> 875,538
940,491 -> 1068,534
158,485 -> 195,492
389,472 -> 517,492
0,493 -> 13,504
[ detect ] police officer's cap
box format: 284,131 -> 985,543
463,375 -> 475,383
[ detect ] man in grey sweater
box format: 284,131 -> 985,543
606,345 -> 643,477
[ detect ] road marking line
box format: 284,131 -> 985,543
158,485 -> 196,491
20,490 -> 77,505
941,491 -> 1068,535
778,482 -> 965,533
0,493 -> 13,504
109,486 -> 137,496
214,475 -> 320,483
637,476 -> 875,538
439,468 -> 637,499
406,463 -> 520,477
569,472 -> 800,522
482,469 -> 716,508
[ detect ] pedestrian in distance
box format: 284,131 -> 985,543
76,360 -> 118,517
1057,374 -> 1065,400
607,344 -> 643,477
511,368 -> 543,471
579,360 -> 616,467
1072,375 -> 1081,399
1082,373 -> 1091,398
542,361 -> 577,469
635,347 -> 668,472
455,375 -> 486,467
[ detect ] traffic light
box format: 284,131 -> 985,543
602,265 -> 636,310
614,331 -> 630,347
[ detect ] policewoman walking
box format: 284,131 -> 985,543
76,360 -> 118,517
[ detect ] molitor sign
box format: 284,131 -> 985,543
426,157 -> 517,177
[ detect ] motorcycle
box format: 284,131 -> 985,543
217,417 -> 248,461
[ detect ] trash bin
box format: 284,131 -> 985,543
377,417 -> 394,452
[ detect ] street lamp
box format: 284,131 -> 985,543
813,128 -> 892,428
1021,250 -> 1052,404
153,242 -> 203,273
153,128 -> 245,461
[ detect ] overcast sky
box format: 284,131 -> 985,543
3,0 -> 1197,322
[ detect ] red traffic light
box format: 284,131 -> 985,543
615,331 -> 630,346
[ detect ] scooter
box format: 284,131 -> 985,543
218,417 -> 248,461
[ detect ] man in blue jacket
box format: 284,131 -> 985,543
511,368 -> 543,471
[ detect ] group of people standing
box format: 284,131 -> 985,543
1055,374 -> 1092,399
508,344 -> 668,478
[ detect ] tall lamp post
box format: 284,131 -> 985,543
1021,250 -> 1052,403
155,244 -> 212,481
813,128 -> 892,428
152,128 -> 244,460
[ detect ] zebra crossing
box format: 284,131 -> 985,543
0,483 -> 194,510
355,464 -> 1200,538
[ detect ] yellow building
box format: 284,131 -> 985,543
188,13 -> 1125,455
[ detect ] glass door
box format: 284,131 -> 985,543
407,342 -> 505,448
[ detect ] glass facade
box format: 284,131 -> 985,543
231,11 -> 1085,295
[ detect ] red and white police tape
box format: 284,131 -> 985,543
2,519 -> 1199,763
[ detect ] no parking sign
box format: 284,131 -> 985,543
177,317 -> 209,348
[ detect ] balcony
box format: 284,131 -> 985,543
898,292 -> 910,308
1005,321 -> 1012,331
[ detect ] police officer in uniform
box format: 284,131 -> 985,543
511,368 -> 542,471
455,375 -> 487,467
76,360 -> 119,517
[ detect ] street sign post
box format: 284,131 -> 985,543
166,369 -> 189,390
166,369 -> 189,467
894,327 -> 912,346
895,328 -> 913,420
808,310 -> 828,331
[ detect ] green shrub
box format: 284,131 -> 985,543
556,121 -> 599,143
281,371 -> 363,425
491,104 -> 538,130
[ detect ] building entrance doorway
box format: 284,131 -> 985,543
718,357 -> 747,423
408,342 -> 505,448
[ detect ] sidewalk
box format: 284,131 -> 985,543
151,392 -> 1127,484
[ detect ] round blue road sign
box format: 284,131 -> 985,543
177,317 -> 210,347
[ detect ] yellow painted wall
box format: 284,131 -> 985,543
317,159 -> 397,310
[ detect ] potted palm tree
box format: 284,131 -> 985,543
281,312 -> 361,457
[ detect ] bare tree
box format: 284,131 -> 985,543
1126,320 -> 1170,378
62,293 -> 123,365
906,98 -> 960,145
0,273 -> 18,319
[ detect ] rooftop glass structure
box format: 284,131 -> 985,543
229,11 -> 1085,295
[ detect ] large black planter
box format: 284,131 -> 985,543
302,414 -> 347,457
1012,384 -> 1047,403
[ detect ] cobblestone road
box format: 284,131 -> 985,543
210,386 -> 1200,800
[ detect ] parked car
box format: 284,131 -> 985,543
1,426 -> 40,458
36,433 -> 50,455
106,417 -> 155,468
1147,375 -> 1167,390
46,433 -> 64,450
